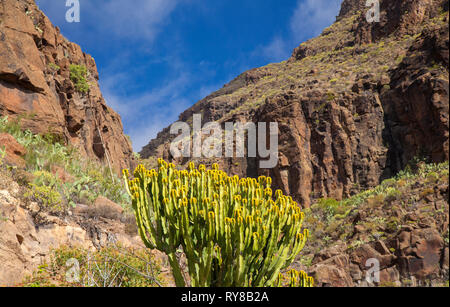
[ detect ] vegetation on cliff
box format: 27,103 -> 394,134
22,244 -> 166,287
0,116 -> 130,213
69,64 -> 90,94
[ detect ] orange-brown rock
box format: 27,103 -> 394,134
0,133 -> 27,168
300,162 -> 449,287
0,0 -> 134,173
89,196 -> 124,221
309,254 -> 355,287
396,228 -> 445,280
50,165 -> 74,183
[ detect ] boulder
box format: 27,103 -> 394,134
0,188 -> 94,286
397,228 -> 445,280
0,133 -> 27,168
309,255 -> 355,287
88,196 -> 124,220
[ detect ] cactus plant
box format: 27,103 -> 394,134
123,159 -> 312,287
275,269 -> 314,287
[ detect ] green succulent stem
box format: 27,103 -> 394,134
167,252 -> 186,287
123,160 -> 313,287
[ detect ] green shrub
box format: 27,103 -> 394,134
326,92 -> 336,101
33,170 -> 61,186
425,171 -> 439,183
69,64 -> 90,94
381,178 -> 397,188
317,198 -> 340,219
26,183 -> 64,213
384,187 -> 402,202
0,146 -> 6,165
23,245 -> 166,287
48,63 -> 60,73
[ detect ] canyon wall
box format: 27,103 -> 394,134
0,0 -> 134,172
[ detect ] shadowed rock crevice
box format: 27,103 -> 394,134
381,21 -> 449,175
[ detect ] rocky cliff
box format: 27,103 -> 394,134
141,0 -> 449,208
0,168 -> 148,286
0,0 -> 134,172
298,161 -> 449,287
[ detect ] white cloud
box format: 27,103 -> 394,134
34,0 -> 192,152
259,36 -> 290,62
125,97 -> 191,152
36,0 -> 181,42
102,70 -> 192,152
90,0 -> 179,41
256,0 -> 341,61
35,0 -> 343,152
290,0 -> 342,40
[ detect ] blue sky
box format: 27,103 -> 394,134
35,0 -> 342,152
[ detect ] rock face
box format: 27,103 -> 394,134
300,163 -> 449,287
308,216 -> 449,287
141,0 -> 449,208
0,174 -> 142,286
0,179 -> 90,286
0,0 -> 134,173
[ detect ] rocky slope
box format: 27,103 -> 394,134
0,127 -> 172,287
297,162 -> 449,287
0,131 -> 447,287
0,0 -> 134,172
0,168 -> 142,286
141,0 -> 449,208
